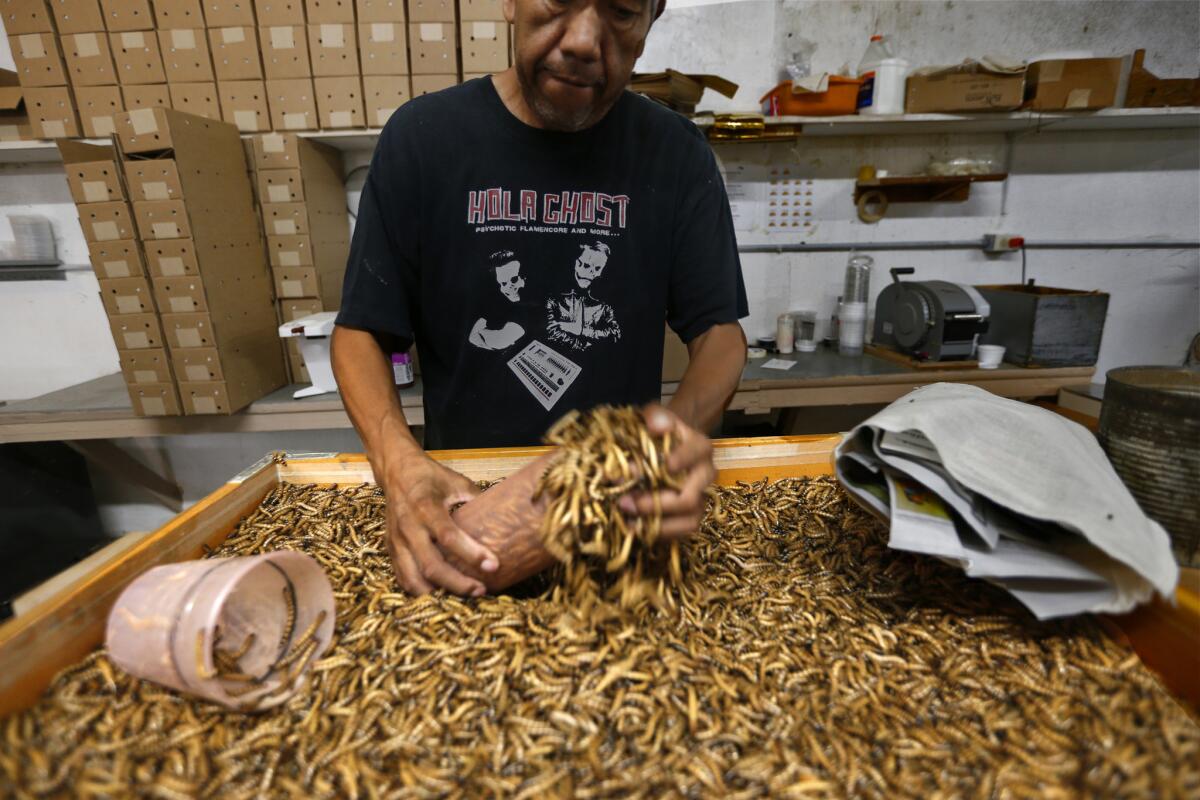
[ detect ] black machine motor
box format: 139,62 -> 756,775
873,267 -> 991,361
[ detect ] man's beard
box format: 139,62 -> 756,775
517,61 -> 608,132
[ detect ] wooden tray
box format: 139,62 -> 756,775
866,344 -> 979,370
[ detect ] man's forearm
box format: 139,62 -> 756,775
668,322 -> 747,433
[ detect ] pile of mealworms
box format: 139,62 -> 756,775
3,458 -> 1199,796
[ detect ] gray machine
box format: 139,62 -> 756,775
873,267 -> 991,361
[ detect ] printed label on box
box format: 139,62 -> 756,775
221,27 -> 246,43
472,21 -> 496,39
268,185 -> 292,202
262,132 -> 286,152
102,258 -> 131,277
130,108 -> 159,134
192,396 -> 217,413
42,121 -> 67,138
320,24 -> 345,47
185,364 -> 212,380
159,256 -> 184,275
273,219 -> 297,234
93,221 -> 120,240
152,222 -> 180,238
172,29 -> 197,49
169,296 -> 196,312
143,181 -> 170,200
281,279 -> 303,295
19,35 -> 45,59
329,110 -> 352,126
121,32 -> 146,48
176,328 -> 202,347
270,27 -> 295,49
123,331 -> 150,348
419,23 -> 443,41
233,110 -> 258,130
133,369 -> 158,383
278,249 -> 301,266
1039,61 -> 1064,83
91,116 -> 116,136
75,33 -> 101,57
283,112 -> 308,129
375,107 -> 394,125
116,295 -> 142,313
1066,88 -> 1091,109
371,23 -> 394,42
141,397 -> 166,415
83,181 -> 110,202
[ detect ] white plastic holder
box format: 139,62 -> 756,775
278,311 -> 339,399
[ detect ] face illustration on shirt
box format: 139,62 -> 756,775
495,259 -> 525,302
574,244 -> 609,289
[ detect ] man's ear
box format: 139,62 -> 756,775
503,0 -> 516,24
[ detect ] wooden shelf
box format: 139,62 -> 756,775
854,172 -> 1008,204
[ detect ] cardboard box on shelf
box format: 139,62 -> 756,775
253,0 -> 302,25
133,198 -> 192,239
98,275 -> 156,315
1125,49 -> 1200,108
265,76 -> 317,129
362,74 -> 409,126
48,0 -> 106,33
59,139 -> 122,204
73,84 -> 123,135
459,20 -> 507,74
355,0 -> 400,22
200,0 -> 252,26
88,238 -> 146,278
79,199 -> 135,242
217,78 -> 269,131
0,69 -> 32,140
209,26 -> 262,81
9,33 -> 68,87
24,86 -> 81,137
461,71 -> 489,81
456,0 -> 499,20
905,64 -> 1025,113
272,265 -> 318,297
110,30 -> 166,84
160,311 -> 214,349
358,22 -> 408,75
158,28 -> 215,82
307,23 -> 359,77
266,233 -> 311,266
248,129 -> 297,167
144,236 -> 199,276
177,381 -> 229,414
1025,57 -> 1127,111
171,346 -> 223,381
150,0 -> 202,26
119,348 -> 174,384
124,158 -> 183,201
62,32 -> 120,87
411,73 -> 455,96
262,201 -> 309,235
151,274 -> 208,312
407,0 -> 451,22
121,82 -> 169,109
279,296 -> 321,320
168,81 -> 222,119
257,167 -> 303,202
408,23 -> 455,75
2,0 -> 55,34
260,25 -> 311,79
108,311 -> 165,349
303,0 -> 349,22
313,74 -> 362,127
126,381 -> 182,415
99,0 -> 154,31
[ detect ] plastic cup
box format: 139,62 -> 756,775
977,344 -> 1006,369
106,551 -> 335,711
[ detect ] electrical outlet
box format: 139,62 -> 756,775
981,234 -> 1025,253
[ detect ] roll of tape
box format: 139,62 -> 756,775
747,347 -> 767,359
856,189 -> 889,224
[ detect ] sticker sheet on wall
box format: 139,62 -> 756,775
766,168 -> 814,233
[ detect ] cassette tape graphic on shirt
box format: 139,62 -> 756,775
508,339 -> 582,411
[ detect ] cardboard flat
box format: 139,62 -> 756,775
261,201 -> 309,235
133,198 -> 192,240
279,296 -> 321,320
407,0 -> 452,22
9,32 -> 68,87
110,30 -> 166,84
408,22 -> 455,75
2,0 -> 56,34
411,73 -> 456,96
265,77 -> 317,130
358,21 -> 408,75
79,200 -> 134,242
313,74 -> 363,127
144,236 -> 199,276
307,22 -> 359,77
217,78 -> 269,131
260,24 -> 312,79
88,238 -> 146,278
126,381 -> 182,415
25,86 -> 81,138
99,0 -> 154,31
48,0 -> 105,33
362,74 -> 410,126
99,275 -> 156,315
151,274 -> 208,312
58,139 -> 122,202
252,0 -> 302,25
121,82 -> 170,110
272,265 -> 318,297
72,84 -> 123,136
459,20 -> 506,74
209,26 -> 262,81
62,32 -> 119,86
1026,57 -> 1126,111
124,158 -> 183,201
200,0 -> 252,25
257,167 -> 303,202
456,0 -> 499,21
158,28 -> 215,82
150,0 -> 203,26
355,0 -> 402,22
119,348 -> 174,384
167,81 -> 222,119
905,66 -> 1025,113
304,0 -> 350,22
108,311 -> 165,349
266,232 -> 312,266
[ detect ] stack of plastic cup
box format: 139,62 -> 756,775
839,254 -> 873,356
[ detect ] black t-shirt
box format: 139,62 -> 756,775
336,77 -> 748,449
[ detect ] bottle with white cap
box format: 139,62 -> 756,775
856,35 -> 909,115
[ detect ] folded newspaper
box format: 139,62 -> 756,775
834,383 -> 1178,619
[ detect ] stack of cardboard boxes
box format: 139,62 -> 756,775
7,0 -> 82,137
457,0 -> 507,83
246,131 -> 349,383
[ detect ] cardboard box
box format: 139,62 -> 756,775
362,74 -> 409,126
73,84 -> 123,135
249,130 -> 298,167
99,275 -> 155,315
59,139 -> 122,204
209,26 -> 262,81
47,0 -> 105,33
260,25 -> 311,79
408,22 -> 455,75
304,0 -> 349,22
273,265 -> 318,297
177,381 -> 232,414
462,71 -> 489,81
110,30 -> 166,84
144,236 -> 198,276
108,311 -> 164,349
124,158 -> 183,201
261,200 -> 308,235
286,342 -> 309,382
266,232 -> 311,266
200,0 -> 252,26
265,76 -> 317,129
1,0 -> 55,34
411,73 -> 455,96
168,81 -> 222,119
358,22 -> 407,75
313,75 -> 362,127
307,23 -> 358,77
1025,57 -> 1126,111
459,20 -> 506,74
0,69 -> 32,141
253,0 -> 302,25
161,311 -> 214,349
171,346 -> 224,381
217,79 -> 269,131
355,0 -> 401,22
80,200 -> 135,242
62,32 -> 120,86
121,82 -> 169,109
133,198 -> 192,239
407,0 -> 451,22
9,33 -> 68,87
152,274 -> 208,312
257,167 -> 303,202
279,296 -> 321,319
126,381 -> 181,416
99,0 -> 154,31
150,0 -> 203,26
88,238 -> 146,278
120,348 -> 174,384
456,0 -> 499,20
1125,49 -> 1200,108
158,28 -> 214,82
904,65 -> 1025,113
25,86 -> 81,138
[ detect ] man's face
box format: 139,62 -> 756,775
495,260 -> 525,302
504,0 -> 654,131
574,247 -> 607,288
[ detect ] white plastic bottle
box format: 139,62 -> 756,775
856,35 -> 909,115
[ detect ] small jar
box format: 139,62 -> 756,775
392,353 -> 414,388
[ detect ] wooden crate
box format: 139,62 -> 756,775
1,434 -> 1196,717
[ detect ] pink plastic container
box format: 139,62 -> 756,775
105,551 -> 335,710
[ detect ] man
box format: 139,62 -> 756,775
332,0 -> 748,597
469,249 -> 529,351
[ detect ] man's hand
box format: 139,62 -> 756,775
618,403 -> 717,540
383,451 -> 498,596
